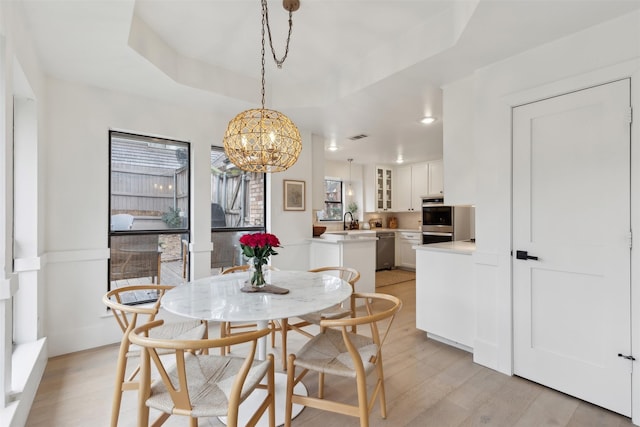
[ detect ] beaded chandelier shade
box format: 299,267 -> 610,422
223,0 -> 302,173
224,108 -> 301,173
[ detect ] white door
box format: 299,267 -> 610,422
512,79 -> 632,416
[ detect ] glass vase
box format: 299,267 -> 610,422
249,257 -> 268,288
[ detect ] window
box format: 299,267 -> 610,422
321,179 -> 343,221
210,146 -> 266,271
109,131 -> 190,294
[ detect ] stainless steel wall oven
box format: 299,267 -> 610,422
421,198 -> 471,245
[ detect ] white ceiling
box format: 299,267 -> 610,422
18,0 -> 640,166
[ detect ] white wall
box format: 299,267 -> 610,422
41,77 -> 316,355
43,78 -> 229,355
442,75 -> 475,205
462,10 -> 640,387
267,129 -> 314,272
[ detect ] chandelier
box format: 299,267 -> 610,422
223,0 -> 302,173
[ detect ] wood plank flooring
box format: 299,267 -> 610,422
26,278 -> 634,427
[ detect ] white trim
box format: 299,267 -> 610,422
0,275 -> 16,301
45,248 -> 109,264
109,127 -> 191,144
192,240 -> 213,253
13,256 -> 40,272
427,332 -> 473,353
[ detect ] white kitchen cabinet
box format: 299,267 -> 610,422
395,231 -> 421,269
427,160 -> 444,196
393,165 -> 412,211
393,162 -> 438,211
364,165 -> 393,212
415,243 -> 475,350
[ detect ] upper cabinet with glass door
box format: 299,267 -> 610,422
364,165 -> 393,212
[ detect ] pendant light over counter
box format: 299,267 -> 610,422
223,0 -> 302,173
347,158 -> 353,196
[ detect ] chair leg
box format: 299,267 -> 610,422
199,320 -> 209,355
318,372 -> 325,399
110,338 -> 130,427
270,320 -> 276,348
267,354 -> 276,427
281,318 -> 289,370
284,354 -> 296,427
189,416 -> 198,427
376,359 -> 388,419
137,348 -> 151,427
356,366 -> 369,427
219,322 -> 228,355
356,371 -> 370,427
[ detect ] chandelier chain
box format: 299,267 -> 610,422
223,0 -> 301,174
261,1 -> 266,109
263,0 -> 294,69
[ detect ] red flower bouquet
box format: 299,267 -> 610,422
239,232 -> 281,287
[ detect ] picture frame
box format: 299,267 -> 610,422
283,180 -> 305,211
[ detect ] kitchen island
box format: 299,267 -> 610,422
415,240 -> 476,351
309,231 -> 377,294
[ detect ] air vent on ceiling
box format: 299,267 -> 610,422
348,134 -> 368,141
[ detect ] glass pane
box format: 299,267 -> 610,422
210,230 -> 250,272
211,146 -> 265,228
324,202 -> 343,221
324,180 -> 342,202
110,132 -> 189,231
110,233 -> 188,291
321,179 -> 343,221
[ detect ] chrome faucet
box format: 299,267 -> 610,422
343,211 -> 354,230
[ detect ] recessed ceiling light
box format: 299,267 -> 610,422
420,116 -> 436,125
327,145 -> 339,151
396,156 -> 404,164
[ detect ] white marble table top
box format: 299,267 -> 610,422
161,270 -> 353,322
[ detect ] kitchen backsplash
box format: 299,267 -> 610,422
314,208 -> 474,234
314,210 -> 423,231
363,211 -> 422,230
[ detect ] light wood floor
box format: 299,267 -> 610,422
26,279 -> 634,427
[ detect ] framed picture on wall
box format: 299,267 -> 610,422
283,180 -> 305,211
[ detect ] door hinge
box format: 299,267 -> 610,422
628,106 -> 633,124
630,230 -> 633,250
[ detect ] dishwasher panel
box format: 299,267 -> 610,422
376,232 -> 395,270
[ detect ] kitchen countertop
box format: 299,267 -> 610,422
310,228 -> 423,244
310,230 -> 378,244
414,240 -> 476,255
316,228 -> 422,233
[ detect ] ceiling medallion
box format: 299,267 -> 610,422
223,0 -> 302,173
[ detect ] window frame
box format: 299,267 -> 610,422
320,179 -> 344,222
108,130 -> 191,292
210,145 -> 267,232
210,145 -> 267,271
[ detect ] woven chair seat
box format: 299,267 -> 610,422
298,305 -> 352,324
147,354 -> 271,418
125,320 -> 206,358
279,266 -> 361,371
293,329 -> 378,378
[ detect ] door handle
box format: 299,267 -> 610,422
516,250 -> 539,261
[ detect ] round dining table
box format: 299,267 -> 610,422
161,269 -> 353,426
